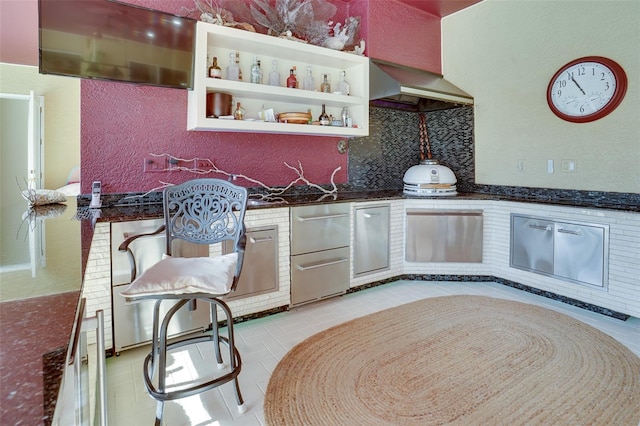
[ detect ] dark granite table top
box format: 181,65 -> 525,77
0,199 -> 82,425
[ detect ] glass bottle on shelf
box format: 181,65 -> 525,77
233,102 -> 245,120
286,68 -> 298,88
320,74 -> 331,93
337,70 -> 350,95
292,65 -> 299,88
269,60 -> 280,86
319,104 -> 330,126
303,66 -> 315,91
227,52 -> 239,81
237,51 -> 242,81
250,56 -> 261,84
341,106 -> 352,127
209,56 -> 222,79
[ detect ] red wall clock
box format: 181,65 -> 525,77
547,56 -> 627,123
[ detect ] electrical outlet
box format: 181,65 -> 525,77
194,159 -> 213,170
517,159 -> 526,172
143,158 -> 165,172
561,159 -> 576,173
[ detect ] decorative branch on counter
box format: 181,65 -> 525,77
123,153 -> 340,202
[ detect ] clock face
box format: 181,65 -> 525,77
547,56 -> 627,123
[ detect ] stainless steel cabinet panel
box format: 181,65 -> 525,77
554,221 -> 607,287
291,247 -> 350,306
510,216 -> 554,274
111,219 -> 210,353
224,226 -> 278,300
405,210 -> 483,263
290,204 -> 350,255
510,214 -> 609,288
354,204 -> 390,276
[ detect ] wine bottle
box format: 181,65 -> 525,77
209,56 -> 221,78
286,68 -> 297,88
319,104 -> 330,126
320,74 -> 331,93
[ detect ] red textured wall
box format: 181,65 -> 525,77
365,0 -> 441,73
80,80 -> 346,194
80,0 -> 348,194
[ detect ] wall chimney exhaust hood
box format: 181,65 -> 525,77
370,59 -> 473,111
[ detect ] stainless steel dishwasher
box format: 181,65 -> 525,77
111,219 -> 210,354
290,204 -> 350,306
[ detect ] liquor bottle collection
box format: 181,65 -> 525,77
206,51 -> 355,126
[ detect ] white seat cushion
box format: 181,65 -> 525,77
120,253 -> 238,298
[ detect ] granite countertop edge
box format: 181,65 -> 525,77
77,190 -> 639,223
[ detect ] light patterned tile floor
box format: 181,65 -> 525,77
106,280 -> 640,426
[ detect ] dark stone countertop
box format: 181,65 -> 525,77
0,199 -> 82,425
81,188 -> 638,224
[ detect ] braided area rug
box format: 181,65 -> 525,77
264,295 -> 640,425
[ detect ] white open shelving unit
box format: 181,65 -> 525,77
187,22 -> 369,137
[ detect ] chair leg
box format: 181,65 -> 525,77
210,303 -> 225,369
148,300 -> 162,379
216,299 -> 245,413
154,400 -> 164,426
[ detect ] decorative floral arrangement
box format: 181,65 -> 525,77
186,0 -> 365,54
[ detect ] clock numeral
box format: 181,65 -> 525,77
556,89 -> 562,97
604,82 -> 610,91
600,72 -> 606,81
578,66 -> 586,76
558,80 -> 567,88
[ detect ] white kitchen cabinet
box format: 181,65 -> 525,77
187,22 -> 369,137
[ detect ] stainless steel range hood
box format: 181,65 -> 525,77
370,59 -> 473,111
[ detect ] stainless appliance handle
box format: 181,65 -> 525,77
296,257 -> 349,271
528,224 -> 552,231
249,236 -> 273,244
557,228 -> 581,236
297,213 -> 349,222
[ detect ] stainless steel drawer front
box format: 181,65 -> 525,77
291,247 -> 350,306
290,204 -> 350,255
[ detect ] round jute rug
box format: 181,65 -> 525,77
264,295 -> 640,425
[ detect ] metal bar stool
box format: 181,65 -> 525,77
120,178 -> 248,425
